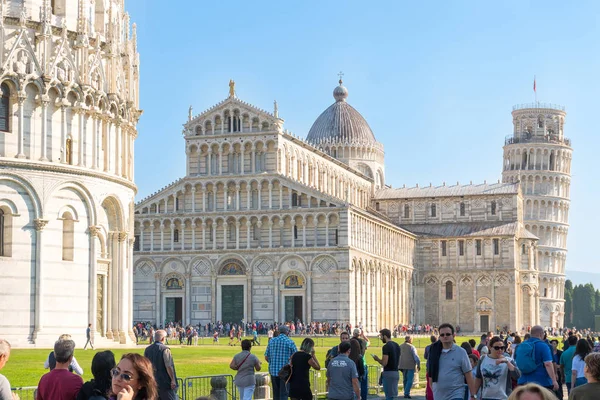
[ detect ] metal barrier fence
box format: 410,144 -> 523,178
10,386 -> 37,400
312,368 -> 328,399
177,377 -> 184,400
183,375 -> 237,400
367,364 -> 383,395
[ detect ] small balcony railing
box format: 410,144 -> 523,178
505,134 -> 571,147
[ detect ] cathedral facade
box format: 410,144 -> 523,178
0,0 -> 140,345
133,80 -> 571,332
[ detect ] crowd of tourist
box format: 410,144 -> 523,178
1,323 -> 600,400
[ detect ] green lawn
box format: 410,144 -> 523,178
4,335 -> 480,388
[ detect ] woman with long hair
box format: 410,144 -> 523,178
571,338 -> 592,390
110,353 -> 157,400
229,339 -> 262,400
288,338 -> 321,400
77,351 -> 116,400
474,336 -> 521,399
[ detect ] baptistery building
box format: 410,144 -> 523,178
0,0 -> 140,345
133,81 -> 571,332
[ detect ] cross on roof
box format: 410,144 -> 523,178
338,71 -> 344,84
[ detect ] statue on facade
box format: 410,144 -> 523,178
188,105 -> 193,121
229,79 -> 235,98
274,100 -> 278,118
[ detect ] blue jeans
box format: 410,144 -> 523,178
575,377 -> 587,387
271,375 -> 289,400
401,369 -> 414,396
360,368 -> 368,400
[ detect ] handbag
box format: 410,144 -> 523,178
278,363 -> 293,383
278,352 -> 297,383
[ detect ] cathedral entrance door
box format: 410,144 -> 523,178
221,285 -> 244,324
480,315 -> 489,332
284,296 -> 303,322
166,298 -> 183,324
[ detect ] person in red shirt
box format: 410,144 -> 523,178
469,339 -> 481,359
37,338 -> 83,400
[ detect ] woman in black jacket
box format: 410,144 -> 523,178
77,351 -> 116,400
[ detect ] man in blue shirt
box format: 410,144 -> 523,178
265,325 -> 297,400
516,325 -> 558,391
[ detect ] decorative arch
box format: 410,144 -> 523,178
281,270 -> 306,289
0,174 -> 41,219
309,255 -> 337,275
218,257 -> 247,276
159,257 -> 186,274
476,297 -> 493,312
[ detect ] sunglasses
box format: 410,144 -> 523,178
493,346 -> 506,350
439,333 -> 453,337
111,368 -> 135,382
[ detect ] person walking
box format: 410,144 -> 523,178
398,336 -> 421,399
0,339 -> 17,400
426,323 -> 478,400
264,325 -> 298,400
474,336 -> 521,399
372,329 -> 400,400
83,324 -> 94,350
569,352 -> 600,400
570,339 -> 592,391
327,341 -> 360,400
560,336 -> 578,395
37,339 -> 84,400
144,330 -> 178,400
515,325 -> 558,392
230,339 -> 262,400
289,338 -> 320,400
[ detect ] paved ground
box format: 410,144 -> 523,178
368,388 -> 427,400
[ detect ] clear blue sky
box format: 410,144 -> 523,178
127,0 -> 599,274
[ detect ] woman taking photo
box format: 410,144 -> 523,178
288,338 -> 321,400
571,338 -> 592,390
229,339 -> 262,400
475,336 -> 521,399
110,353 -> 157,400
77,351 -> 116,400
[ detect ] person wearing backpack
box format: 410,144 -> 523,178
515,325 -> 558,392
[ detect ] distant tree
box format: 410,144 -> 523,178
564,280 -> 574,327
572,284 -> 596,328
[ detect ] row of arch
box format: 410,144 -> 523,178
134,253 -> 339,276
187,139 -> 273,177
316,142 -> 384,164
134,213 -> 341,252
280,141 -> 374,205
512,112 -> 565,135
503,147 -> 571,174
524,199 -> 569,224
0,76 -> 136,180
137,179 -> 337,215
525,224 -> 568,250
533,249 -> 567,275
539,276 -> 566,300
503,174 -> 570,199
189,108 -> 273,136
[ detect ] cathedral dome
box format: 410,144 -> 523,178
307,80 -> 376,145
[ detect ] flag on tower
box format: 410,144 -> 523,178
533,76 -> 536,92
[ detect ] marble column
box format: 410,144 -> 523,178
155,273 -> 161,327
32,219 -> 49,341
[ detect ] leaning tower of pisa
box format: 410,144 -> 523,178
502,103 -> 572,328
